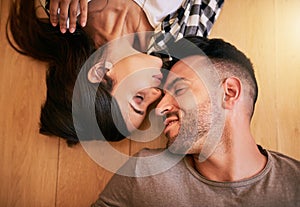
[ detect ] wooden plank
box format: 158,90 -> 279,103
0,1 -> 59,206
275,0 -> 300,159
56,139 -> 130,207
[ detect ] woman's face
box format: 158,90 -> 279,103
109,53 -> 163,132
89,52 -> 163,132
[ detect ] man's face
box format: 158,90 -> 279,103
156,56 -> 212,154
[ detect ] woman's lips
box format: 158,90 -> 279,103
152,73 -> 163,83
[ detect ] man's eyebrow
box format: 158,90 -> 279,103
166,77 -> 189,91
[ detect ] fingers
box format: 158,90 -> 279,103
68,0 -> 79,33
49,0 -> 88,34
58,0 -> 70,33
79,0 -> 88,27
49,0 -> 59,27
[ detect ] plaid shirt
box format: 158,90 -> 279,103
147,0 -> 225,54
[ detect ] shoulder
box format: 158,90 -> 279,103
268,150 -> 300,168
267,150 -> 300,177
130,148 -> 185,177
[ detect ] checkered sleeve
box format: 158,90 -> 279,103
147,0 -> 225,54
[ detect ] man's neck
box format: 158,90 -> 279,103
192,128 -> 267,182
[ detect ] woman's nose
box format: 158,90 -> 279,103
149,88 -> 162,103
147,87 -> 162,98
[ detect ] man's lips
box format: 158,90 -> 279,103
164,117 -> 178,126
163,116 -> 179,134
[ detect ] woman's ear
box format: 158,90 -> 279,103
222,77 -> 241,109
87,62 -> 103,83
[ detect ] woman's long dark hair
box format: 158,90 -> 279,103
6,0 -> 127,145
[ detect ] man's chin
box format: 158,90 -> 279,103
167,145 -> 190,155
166,138 -> 191,155
165,133 -> 177,146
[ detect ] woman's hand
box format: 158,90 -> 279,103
49,0 -> 88,33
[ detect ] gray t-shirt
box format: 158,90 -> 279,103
92,146 -> 300,207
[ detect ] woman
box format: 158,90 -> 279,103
6,0 -> 224,145
7,0 -> 164,145
72,36 -> 164,142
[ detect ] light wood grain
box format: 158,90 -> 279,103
274,0 -> 300,159
56,140 -> 130,207
0,1 -> 59,206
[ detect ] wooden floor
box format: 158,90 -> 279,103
0,0 -> 299,206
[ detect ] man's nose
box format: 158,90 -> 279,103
155,93 -> 174,116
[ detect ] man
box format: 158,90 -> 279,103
92,37 -> 300,207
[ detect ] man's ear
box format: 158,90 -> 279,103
87,62 -> 103,83
222,77 -> 241,109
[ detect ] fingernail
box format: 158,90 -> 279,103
61,28 -> 66,33
69,27 -> 75,33
81,21 -> 86,27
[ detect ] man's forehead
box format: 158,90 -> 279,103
164,55 -> 208,87
172,55 -> 208,72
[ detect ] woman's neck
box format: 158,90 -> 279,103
85,0 -> 153,48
